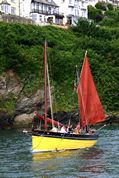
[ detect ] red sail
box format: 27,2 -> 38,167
78,53 -> 105,128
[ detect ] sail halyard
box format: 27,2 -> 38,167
47,62 -> 54,128
78,52 -> 105,129
75,65 -> 82,129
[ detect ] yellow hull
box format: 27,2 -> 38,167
32,134 -> 97,153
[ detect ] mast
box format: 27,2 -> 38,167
44,41 -> 47,129
75,65 -> 81,128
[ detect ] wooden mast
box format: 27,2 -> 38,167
44,41 -> 47,129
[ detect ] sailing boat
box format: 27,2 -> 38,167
32,43 -> 105,153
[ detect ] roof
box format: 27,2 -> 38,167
31,0 -> 58,7
0,0 -> 10,5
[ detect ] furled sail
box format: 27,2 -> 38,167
36,114 -> 63,127
78,53 -> 105,128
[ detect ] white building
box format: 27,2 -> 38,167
0,0 -> 20,15
29,0 -> 88,25
54,0 -> 88,25
19,0 -> 31,18
30,0 -> 63,25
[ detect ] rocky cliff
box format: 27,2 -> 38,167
0,70 -> 118,129
0,70 -> 44,128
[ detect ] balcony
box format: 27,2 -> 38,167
31,9 -> 64,18
31,9 -> 49,14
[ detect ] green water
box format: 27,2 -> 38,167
0,126 -> 119,178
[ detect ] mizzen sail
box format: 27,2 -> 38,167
78,53 -> 105,128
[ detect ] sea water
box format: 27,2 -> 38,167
0,126 -> 119,178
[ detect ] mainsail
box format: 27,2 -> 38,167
78,53 -> 105,128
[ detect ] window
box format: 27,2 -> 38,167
48,6 -> 51,14
82,2 -> 84,7
82,10 -> 86,17
44,16 -> 47,22
1,4 -> 9,13
43,4 -> 47,13
11,7 -> 16,15
39,15 -> 42,22
36,2 -> 39,10
75,8 -> 76,16
32,14 -> 37,21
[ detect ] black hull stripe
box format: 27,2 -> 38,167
32,130 -> 98,140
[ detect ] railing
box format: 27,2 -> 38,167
31,9 -> 64,18
31,9 -> 58,15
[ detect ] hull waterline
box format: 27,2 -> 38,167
32,131 -> 97,153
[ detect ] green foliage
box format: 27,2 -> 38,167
95,2 -> 107,11
72,18 -> 112,40
100,17 -> 115,27
88,2 -> 119,27
88,5 -> 102,21
72,18 -> 98,37
107,3 -> 114,11
100,9 -> 119,27
0,95 -> 16,114
0,21 -> 118,113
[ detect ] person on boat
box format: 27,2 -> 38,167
66,124 -> 73,133
50,126 -> 58,132
88,128 -> 96,135
60,125 -> 67,133
74,122 -> 81,134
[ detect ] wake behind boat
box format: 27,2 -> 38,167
32,42 -> 105,153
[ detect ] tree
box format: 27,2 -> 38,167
95,2 -> 107,11
88,5 -> 102,21
107,3 -> 114,11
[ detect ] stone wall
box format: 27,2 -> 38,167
0,14 -> 34,25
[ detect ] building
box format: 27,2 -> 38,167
0,0 -> 88,26
0,0 -> 20,16
30,0 -> 88,25
53,0 -> 88,25
1,0 -> 119,26
19,0 -> 31,18
30,0 -> 64,25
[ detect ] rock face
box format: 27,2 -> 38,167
0,70 -> 21,96
0,70 -> 44,128
14,113 -> 33,128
